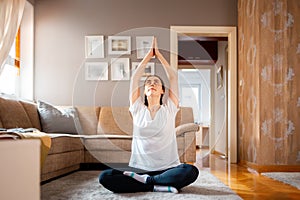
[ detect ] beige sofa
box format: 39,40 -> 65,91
0,96 -> 198,182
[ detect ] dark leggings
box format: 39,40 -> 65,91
99,163 -> 199,193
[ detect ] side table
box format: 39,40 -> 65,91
0,139 -> 40,200
196,125 -> 210,148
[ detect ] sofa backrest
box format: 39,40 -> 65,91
75,106 -> 101,135
176,107 -> 194,126
97,107 -> 133,135
0,96 -> 194,135
84,106 -> 194,136
0,96 -> 41,130
0,97 -> 194,135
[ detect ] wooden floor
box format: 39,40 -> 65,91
195,149 -> 300,200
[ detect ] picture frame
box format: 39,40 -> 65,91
136,36 -> 154,59
85,62 -> 108,81
132,62 -> 155,80
111,58 -> 130,80
216,65 -> 223,89
108,36 -> 131,55
85,35 -> 104,58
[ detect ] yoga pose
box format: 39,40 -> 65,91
99,37 -> 199,193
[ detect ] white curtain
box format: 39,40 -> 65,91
0,0 -> 25,75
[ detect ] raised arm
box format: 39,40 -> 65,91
154,38 -> 179,107
130,42 -> 154,105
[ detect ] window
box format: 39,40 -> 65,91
178,69 -> 211,124
180,84 -> 201,123
0,1 -> 34,100
0,29 -> 20,95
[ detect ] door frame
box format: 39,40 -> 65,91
170,26 -> 237,163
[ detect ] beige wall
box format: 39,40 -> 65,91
238,0 -> 300,169
34,0 -> 237,106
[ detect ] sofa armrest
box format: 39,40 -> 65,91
176,123 -> 198,163
176,123 -> 199,137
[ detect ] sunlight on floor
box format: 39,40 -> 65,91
195,149 -> 300,199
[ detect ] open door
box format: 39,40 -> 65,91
170,26 -> 237,163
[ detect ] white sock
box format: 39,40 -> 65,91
123,171 -> 150,184
153,185 -> 178,193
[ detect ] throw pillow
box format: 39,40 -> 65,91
37,100 -> 81,134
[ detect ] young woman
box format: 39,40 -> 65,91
99,38 -> 199,193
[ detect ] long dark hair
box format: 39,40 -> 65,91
144,75 -> 165,106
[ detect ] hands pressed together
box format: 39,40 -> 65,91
146,37 -> 161,59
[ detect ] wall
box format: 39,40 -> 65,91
238,0 -> 300,170
34,0 -> 237,106
214,41 -> 228,155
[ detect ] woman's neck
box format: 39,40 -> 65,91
147,96 -> 160,108
147,97 -> 161,119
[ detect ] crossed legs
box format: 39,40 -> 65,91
99,163 -> 199,193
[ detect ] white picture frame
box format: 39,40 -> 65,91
85,62 -> 108,81
132,62 -> 155,80
85,35 -> 104,58
111,58 -> 130,81
108,36 -> 131,55
136,36 -> 154,59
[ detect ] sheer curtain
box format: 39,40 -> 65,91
0,0 -> 25,75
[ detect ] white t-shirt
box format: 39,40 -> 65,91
129,97 -> 181,171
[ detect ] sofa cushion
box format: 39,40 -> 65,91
41,151 -> 83,180
76,106 -> 100,135
97,107 -> 133,135
83,135 -> 132,151
47,135 -> 84,154
0,96 -> 33,129
84,150 -> 131,163
37,100 -> 81,134
20,101 -> 42,130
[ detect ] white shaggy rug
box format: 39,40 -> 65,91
41,170 -> 242,200
261,172 -> 300,190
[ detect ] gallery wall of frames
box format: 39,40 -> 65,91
84,35 -> 155,81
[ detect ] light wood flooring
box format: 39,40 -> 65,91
195,149 -> 300,200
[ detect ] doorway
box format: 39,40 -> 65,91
170,26 -> 237,163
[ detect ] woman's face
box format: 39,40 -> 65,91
144,76 -> 164,97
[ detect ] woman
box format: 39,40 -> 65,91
99,37 -> 199,193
